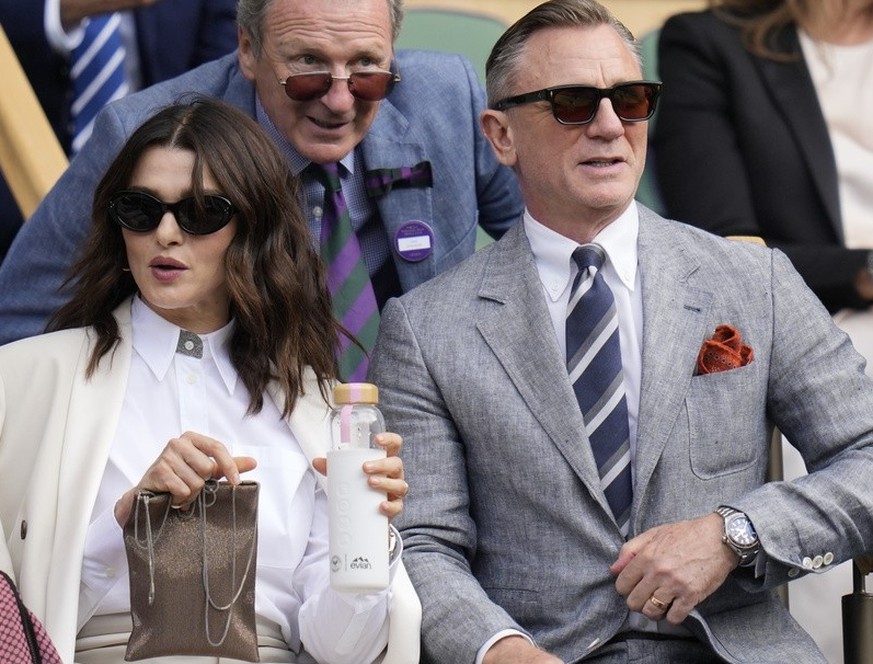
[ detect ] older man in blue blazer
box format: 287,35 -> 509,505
0,0 -> 522,357
370,1 -> 873,662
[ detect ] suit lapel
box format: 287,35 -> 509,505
475,224 -> 608,509
756,25 -> 841,239
632,212 -> 713,511
361,101 -> 436,292
44,303 -> 133,649
268,372 -> 332,493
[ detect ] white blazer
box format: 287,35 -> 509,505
0,300 -> 419,663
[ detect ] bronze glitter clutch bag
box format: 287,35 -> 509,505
123,480 -> 259,661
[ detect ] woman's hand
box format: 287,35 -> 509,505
312,432 -> 408,521
114,431 -> 257,526
367,432 -> 407,520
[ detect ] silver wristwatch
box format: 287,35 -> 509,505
716,506 -> 760,567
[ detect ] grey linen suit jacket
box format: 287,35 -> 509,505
0,50 -> 522,345
369,206 -> 873,664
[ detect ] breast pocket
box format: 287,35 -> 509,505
685,363 -> 767,479
234,444 -> 316,568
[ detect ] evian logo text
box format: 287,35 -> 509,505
350,556 -> 372,570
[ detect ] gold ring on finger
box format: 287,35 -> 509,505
649,594 -> 669,611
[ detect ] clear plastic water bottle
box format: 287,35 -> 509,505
327,383 -> 389,592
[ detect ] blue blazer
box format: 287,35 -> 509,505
0,0 -> 238,261
0,0 -> 238,151
0,51 -> 523,344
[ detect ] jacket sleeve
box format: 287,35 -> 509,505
733,250 -> 873,587
369,297 -> 530,663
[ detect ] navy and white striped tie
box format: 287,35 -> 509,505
566,244 -> 633,536
69,13 -> 128,154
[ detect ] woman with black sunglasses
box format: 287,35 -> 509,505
0,97 -> 414,664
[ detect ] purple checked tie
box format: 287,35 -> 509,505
69,12 -> 128,154
566,244 -> 633,536
311,162 -> 380,382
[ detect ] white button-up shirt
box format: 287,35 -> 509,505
79,297 -> 395,662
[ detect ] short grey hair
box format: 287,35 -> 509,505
485,0 -> 640,107
237,0 -> 405,57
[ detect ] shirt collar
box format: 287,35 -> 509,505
524,201 -> 639,301
254,95 -> 356,176
130,296 -> 238,393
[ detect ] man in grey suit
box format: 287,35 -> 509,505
0,0 -> 522,353
369,1 -> 873,662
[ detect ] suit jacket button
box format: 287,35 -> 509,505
823,552 -> 834,565
802,556 -> 814,569
19,520 -> 27,539
812,555 -> 823,569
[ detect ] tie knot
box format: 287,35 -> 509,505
572,244 -> 606,273
309,161 -> 342,192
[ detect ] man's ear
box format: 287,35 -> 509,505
480,109 -> 517,168
237,26 -> 257,82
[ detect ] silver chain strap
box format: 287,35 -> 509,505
133,480 -> 257,647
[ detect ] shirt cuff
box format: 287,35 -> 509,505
44,0 -> 85,53
476,630 -> 534,664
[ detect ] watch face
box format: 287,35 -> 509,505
726,514 -> 758,548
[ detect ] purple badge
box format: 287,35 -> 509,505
394,220 -> 434,262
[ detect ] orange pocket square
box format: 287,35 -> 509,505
696,324 -> 754,375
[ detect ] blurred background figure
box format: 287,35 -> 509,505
654,0 -> 873,348
0,0 -> 238,263
653,1 -> 873,660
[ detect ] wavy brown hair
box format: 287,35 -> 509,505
48,97 -> 341,416
711,0 -> 848,59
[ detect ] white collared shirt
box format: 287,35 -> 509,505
78,297 -> 395,660
524,203 -> 643,468
524,203 -> 690,640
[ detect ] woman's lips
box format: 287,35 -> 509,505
149,257 -> 187,282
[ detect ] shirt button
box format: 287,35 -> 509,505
105,567 -> 116,578
186,374 -> 197,385
19,520 -> 27,539
184,340 -> 195,352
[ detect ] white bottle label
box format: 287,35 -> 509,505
327,448 -> 389,592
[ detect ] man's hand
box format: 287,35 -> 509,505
483,635 -> 563,664
610,513 -> 738,624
